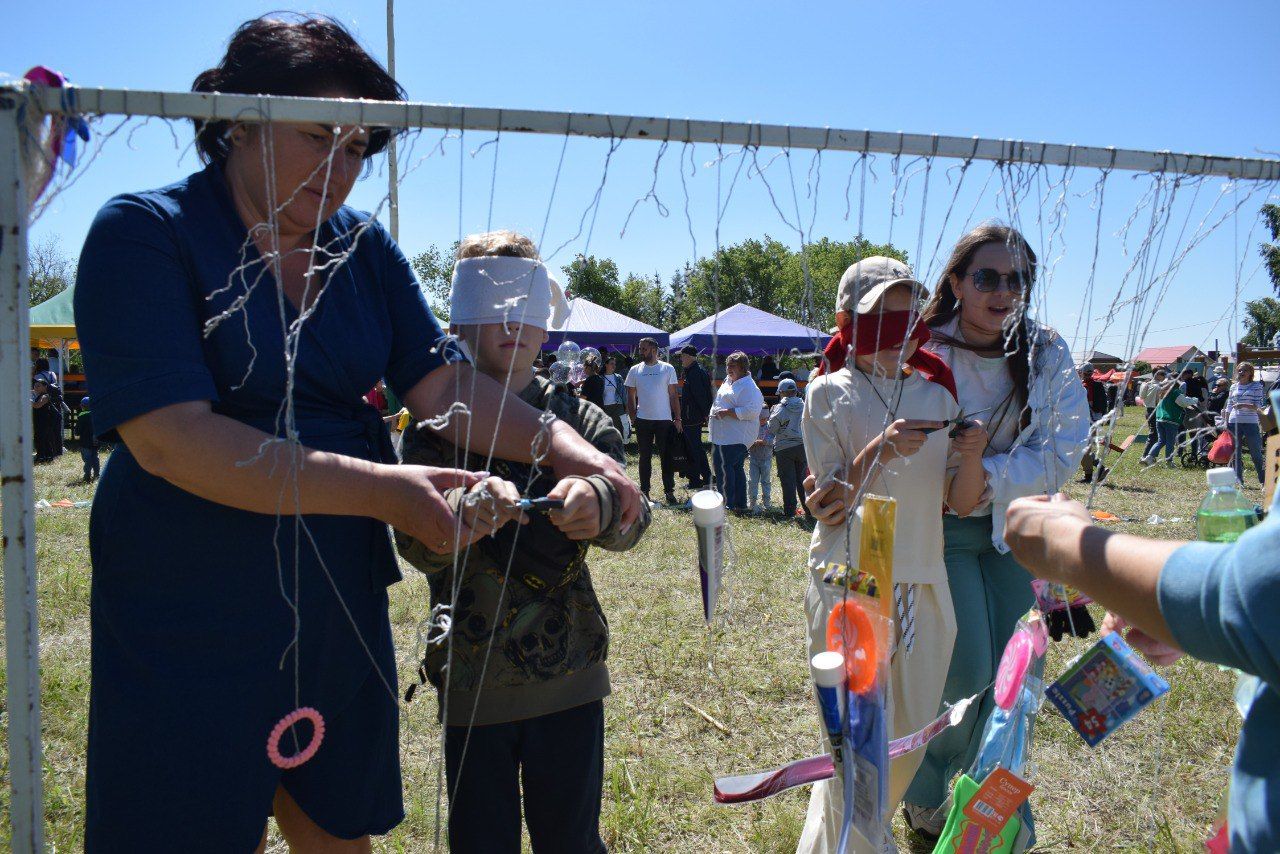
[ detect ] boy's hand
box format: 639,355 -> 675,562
1004,494 -> 1091,580
1101,612 -> 1184,667
879,419 -> 943,460
457,476 -> 527,546
751,439 -> 766,449
803,474 -> 848,526
547,477 -> 602,540
951,419 -> 988,458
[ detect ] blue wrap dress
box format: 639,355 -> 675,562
75,162 -> 460,850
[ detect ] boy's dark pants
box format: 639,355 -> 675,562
774,443 -> 809,518
81,446 -> 100,479
445,700 -> 607,854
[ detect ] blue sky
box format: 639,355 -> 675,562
6,0 -> 1279,355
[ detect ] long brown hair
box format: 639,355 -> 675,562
920,224 -> 1038,424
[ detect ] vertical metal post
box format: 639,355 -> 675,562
0,89 -> 46,853
386,0 -> 400,243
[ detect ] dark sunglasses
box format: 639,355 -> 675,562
967,268 -> 1030,293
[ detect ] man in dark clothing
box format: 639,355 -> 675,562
678,344 -> 713,489
1183,367 -> 1208,403
77,396 -> 101,481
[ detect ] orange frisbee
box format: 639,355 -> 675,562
825,599 -> 878,694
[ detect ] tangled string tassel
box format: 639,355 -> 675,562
267,706 -> 326,769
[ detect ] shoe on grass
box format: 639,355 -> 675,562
902,803 -> 945,841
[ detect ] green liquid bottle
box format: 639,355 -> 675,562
1196,467 -> 1259,543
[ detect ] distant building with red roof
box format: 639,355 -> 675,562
1133,345 -> 1204,368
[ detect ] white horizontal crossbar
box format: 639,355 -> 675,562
5,81 -> 1280,182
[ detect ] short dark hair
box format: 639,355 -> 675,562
192,14 -> 406,166
638,337 -> 659,349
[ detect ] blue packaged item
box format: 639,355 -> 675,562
1046,632 -> 1170,746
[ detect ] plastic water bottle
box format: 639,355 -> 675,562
1196,467 -> 1258,543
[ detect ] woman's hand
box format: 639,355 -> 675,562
382,465 -> 488,555
951,419 -> 988,458
547,477 -> 602,540
879,419 -> 943,460
1100,611 -> 1184,667
1004,494 -> 1092,581
803,473 -> 849,526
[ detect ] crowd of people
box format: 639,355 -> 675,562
45,12 -> 1280,854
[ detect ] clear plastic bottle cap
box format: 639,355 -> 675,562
1207,467 -> 1238,488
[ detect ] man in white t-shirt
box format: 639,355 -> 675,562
625,337 -> 681,503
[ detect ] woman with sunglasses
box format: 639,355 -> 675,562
805,223 -> 1090,843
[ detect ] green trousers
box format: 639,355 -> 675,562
903,514 -> 1035,809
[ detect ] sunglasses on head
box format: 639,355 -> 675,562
967,268 -> 1030,293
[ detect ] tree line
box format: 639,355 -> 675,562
411,235 -> 906,333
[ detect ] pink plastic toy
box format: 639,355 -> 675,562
994,630 -> 1033,711
267,707 -> 325,769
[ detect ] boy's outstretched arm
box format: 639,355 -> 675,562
1004,496 -> 1181,647
841,419 -> 944,505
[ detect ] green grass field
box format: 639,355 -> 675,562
0,409 -> 1259,851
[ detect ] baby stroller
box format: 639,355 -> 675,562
1178,404 -> 1217,469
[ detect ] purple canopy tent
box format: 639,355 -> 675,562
668,303 -> 827,356
543,297 -> 669,352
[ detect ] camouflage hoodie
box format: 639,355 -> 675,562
396,375 -> 650,725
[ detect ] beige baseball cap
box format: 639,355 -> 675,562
836,256 -> 928,315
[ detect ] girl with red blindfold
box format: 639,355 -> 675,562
798,258 -> 989,854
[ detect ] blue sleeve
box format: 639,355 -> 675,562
376,225 -> 465,400
1158,520 -> 1280,690
74,195 -> 219,436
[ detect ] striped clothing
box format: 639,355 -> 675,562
1228,381 -> 1266,425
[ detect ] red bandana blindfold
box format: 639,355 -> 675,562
817,310 -> 958,400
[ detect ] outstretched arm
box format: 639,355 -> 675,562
1004,496 -> 1182,647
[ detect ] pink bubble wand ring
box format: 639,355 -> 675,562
267,707 -> 326,770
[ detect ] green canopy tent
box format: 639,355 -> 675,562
29,285 -> 78,349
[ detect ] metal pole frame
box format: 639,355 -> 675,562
0,76 -> 1278,852
7,81 -> 1280,180
0,88 -> 45,853
385,0 -> 399,243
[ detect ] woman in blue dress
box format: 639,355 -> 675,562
74,15 -> 641,852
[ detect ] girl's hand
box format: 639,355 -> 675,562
951,419 -> 988,458
1004,494 -> 1091,580
547,477 -> 602,540
803,474 -> 848,527
879,419 -> 943,460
